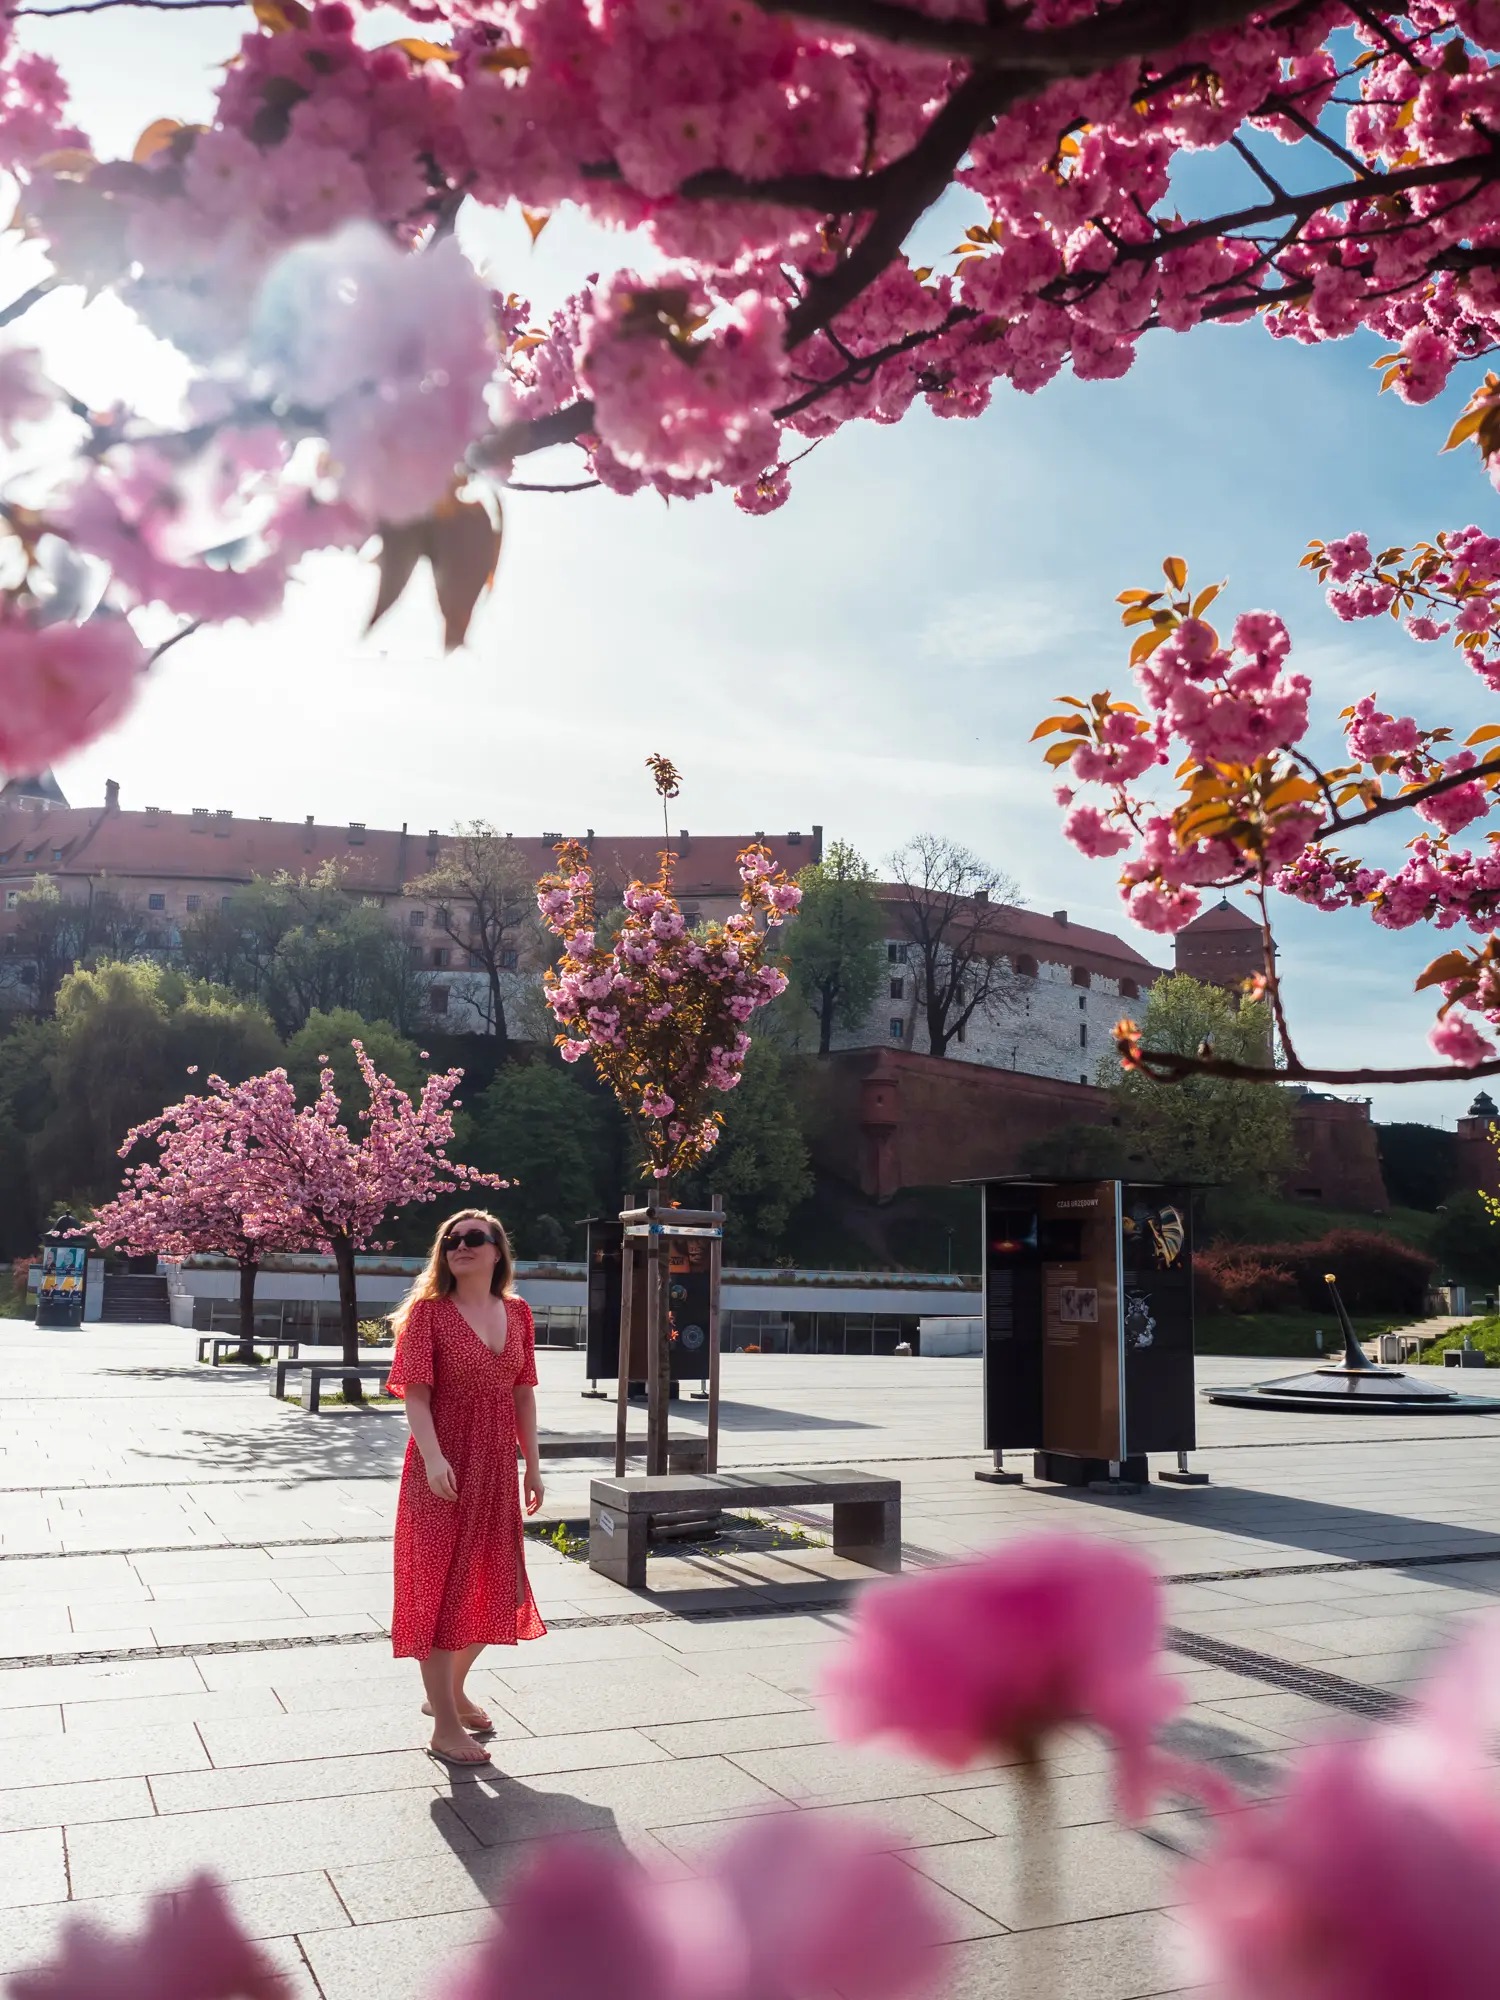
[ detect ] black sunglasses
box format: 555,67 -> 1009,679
444,1228 -> 496,1252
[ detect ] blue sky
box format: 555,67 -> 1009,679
10,6 -> 1500,1129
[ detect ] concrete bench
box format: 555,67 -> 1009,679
197,1333 -> 301,1364
588,1467 -> 900,1589
271,1358 -> 392,1411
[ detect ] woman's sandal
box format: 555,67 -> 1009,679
422,1701 -> 495,1736
427,1742 -> 493,1770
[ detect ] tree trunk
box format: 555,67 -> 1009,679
818,984 -> 835,1056
332,1232 -> 362,1404
646,1186 -> 671,1476
488,963 -> 510,1053
235,1257 -> 258,1365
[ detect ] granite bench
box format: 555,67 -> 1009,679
197,1333 -> 301,1364
271,1358 -> 392,1411
588,1466 -> 901,1589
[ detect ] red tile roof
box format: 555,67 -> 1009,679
872,886 -> 1165,981
0,802 -> 820,905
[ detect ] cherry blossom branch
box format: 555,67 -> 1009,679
758,0 -> 1309,72
785,66 -> 1028,345
1127,1045 -> 1500,1085
144,619 -> 203,669
0,278 -> 58,329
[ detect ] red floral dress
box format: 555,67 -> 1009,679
387,1294 -> 547,1659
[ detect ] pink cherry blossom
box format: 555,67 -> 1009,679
8,1874 -> 285,2000
0,609 -> 146,769
1181,1619 -> 1500,2000
0,343 -> 54,444
1062,804 -> 1132,858
823,1534 -> 1186,1817
1428,1013 -> 1497,1064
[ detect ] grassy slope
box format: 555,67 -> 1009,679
1195,1309 -> 1406,1358
1419,1316 -> 1500,1363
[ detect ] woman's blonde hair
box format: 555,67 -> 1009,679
390,1209 -> 516,1338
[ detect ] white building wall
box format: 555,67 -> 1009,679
830,936 -> 1140,1085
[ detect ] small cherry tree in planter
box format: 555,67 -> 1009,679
91,1078 -> 317,1361
536,759 -> 801,1464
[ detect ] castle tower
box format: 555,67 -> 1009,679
1173,896 -> 1264,991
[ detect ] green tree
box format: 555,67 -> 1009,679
464,1060 -> 620,1256
782,841 -> 885,1055
1105,974 -> 1295,1191
181,865 -> 424,1037
1432,1191 -> 1500,1289
0,1017 -> 60,1257
1377,1122 -> 1459,1212
27,962 -> 281,1206
284,1010 -> 425,1120
681,1040 -> 814,1264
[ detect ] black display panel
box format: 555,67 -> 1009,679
667,1233 -> 712,1382
584,1218 -> 624,1378
982,1194 -> 1044,1449
1120,1184 -> 1196,1454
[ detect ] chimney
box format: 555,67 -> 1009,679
104,779 -> 119,813
811,823 -> 824,863
1053,909 -> 1068,926
974,888 -> 988,904
304,814 -> 315,854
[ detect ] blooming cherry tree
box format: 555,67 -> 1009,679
1037,529 -> 1500,1086
15,0 -> 1500,765
536,829 -> 799,1182
89,1079 -> 318,1360
105,1042 -> 502,1393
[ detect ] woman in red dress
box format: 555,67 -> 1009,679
386,1209 -> 546,1767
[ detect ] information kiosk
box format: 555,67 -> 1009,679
970,1177 -> 1203,1490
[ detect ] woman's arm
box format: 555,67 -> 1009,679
514,1384 -> 544,1514
404,1385 -> 458,1502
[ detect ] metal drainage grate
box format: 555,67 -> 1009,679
1167,1628 -> 1407,1719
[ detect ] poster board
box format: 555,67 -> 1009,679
1038,1182 -> 1123,1461
1120,1183 -> 1196,1454
37,1241 -> 87,1328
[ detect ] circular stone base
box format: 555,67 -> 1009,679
1204,1366 -> 1500,1416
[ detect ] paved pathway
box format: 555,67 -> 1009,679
4,1326 -> 1500,1998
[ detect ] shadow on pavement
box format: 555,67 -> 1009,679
1040,1478 -> 1500,1595
429,1779 -> 630,1905
136,1417 -> 409,1482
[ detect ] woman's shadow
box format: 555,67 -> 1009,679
429,1764 -> 631,1908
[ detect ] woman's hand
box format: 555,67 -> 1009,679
425,1454 -> 458,1503
523,1464 -> 545,1515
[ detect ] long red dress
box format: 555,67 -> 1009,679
387,1294 -> 547,1659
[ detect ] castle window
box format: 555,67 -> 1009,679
148,893 -> 166,911
887,942 -> 909,964
186,895 -> 201,913
889,1018 -> 904,1040
1079,1024 -> 1088,1048
429,985 -> 449,1015
889,979 -> 904,1000
500,948 -> 519,970
1120,978 -> 1139,999
1071,965 -> 1091,988
1015,954 -> 1038,978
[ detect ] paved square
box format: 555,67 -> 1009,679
4,1325 -> 1500,1998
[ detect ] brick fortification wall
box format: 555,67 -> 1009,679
799,1049 -> 1113,1200
801,1049 -> 1390,1211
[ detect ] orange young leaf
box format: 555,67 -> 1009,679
1415,950 -> 1475,993
1162,556 -> 1188,591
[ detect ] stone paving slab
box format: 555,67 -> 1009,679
6,1323 -> 1500,2000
